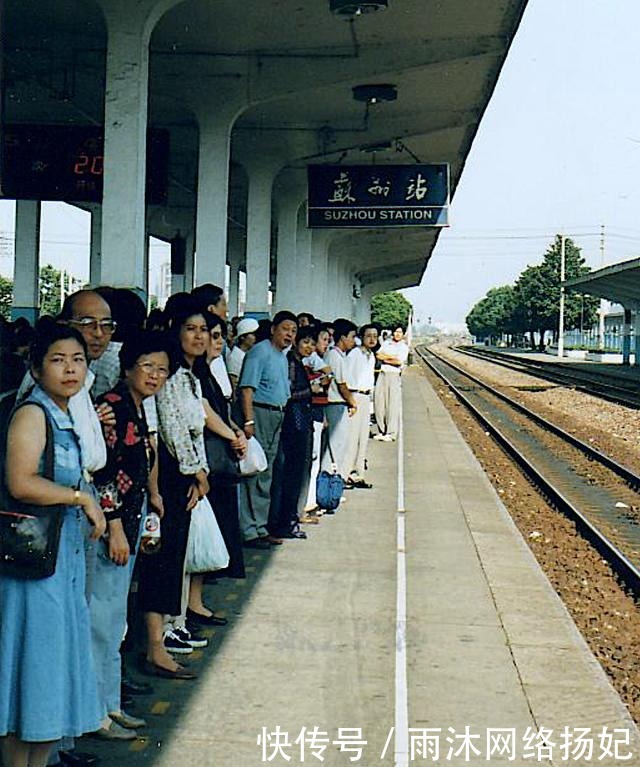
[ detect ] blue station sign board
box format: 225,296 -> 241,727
307,163 -> 449,228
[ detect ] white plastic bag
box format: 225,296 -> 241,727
185,496 -> 229,573
239,436 -> 268,476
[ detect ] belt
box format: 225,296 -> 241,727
254,401 -> 286,412
326,401 -> 348,406
350,389 -> 371,395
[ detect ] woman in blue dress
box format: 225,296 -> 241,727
0,323 -> 106,767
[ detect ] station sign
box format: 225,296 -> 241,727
307,163 -> 449,228
0,124 -> 169,204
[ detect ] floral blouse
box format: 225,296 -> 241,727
94,382 -> 153,550
156,366 -> 209,476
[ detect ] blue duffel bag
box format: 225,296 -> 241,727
316,440 -> 344,511
316,470 -> 344,511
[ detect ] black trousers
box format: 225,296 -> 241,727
268,424 -> 312,537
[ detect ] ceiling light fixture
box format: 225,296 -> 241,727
330,0 -> 389,17
352,84 -> 397,105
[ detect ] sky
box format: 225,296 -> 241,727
404,0 -> 640,330
2,0 -> 640,326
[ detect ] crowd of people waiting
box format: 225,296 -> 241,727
0,283 -> 409,767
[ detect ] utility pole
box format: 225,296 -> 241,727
598,224 -> 606,349
557,234 -> 566,359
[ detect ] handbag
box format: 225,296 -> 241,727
316,437 -> 344,511
239,436 -> 268,476
0,402 -> 65,579
185,495 -> 229,573
204,433 -> 241,482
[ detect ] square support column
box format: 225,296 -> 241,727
12,200 -> 41,323
99,13 -> 150,297
89,205 -> 102,287
244,163 -> 276,316
194,112 -> 236,288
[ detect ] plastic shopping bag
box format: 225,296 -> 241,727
239,436 -> 268,476
185,496 -> 229,573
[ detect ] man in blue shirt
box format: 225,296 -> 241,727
238,311 -> 297,547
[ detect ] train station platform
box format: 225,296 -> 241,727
89,368 -> 640,767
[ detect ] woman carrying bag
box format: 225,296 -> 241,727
136,301 -> 210,679
192,313 -> 247,590
0,323 -> 106,767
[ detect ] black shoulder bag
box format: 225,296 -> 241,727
0,402 -> 65,579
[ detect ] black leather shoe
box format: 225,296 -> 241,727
58,751 -> 99,767
243,537 -> 270,550
121,676 -> 154,696
187,607 -> 228,626
282,530 -> 308,539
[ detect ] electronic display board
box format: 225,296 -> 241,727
0,124 -> 169,204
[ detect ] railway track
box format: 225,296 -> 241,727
454,345 -> 640,410
415,344 -> 640,600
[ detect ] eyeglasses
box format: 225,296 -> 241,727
68,317 -> 117,334
211,331 -> 223,339
136,361 -> 169,378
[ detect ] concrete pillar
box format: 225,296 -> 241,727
12,200 -> 41,323
194,107 -> 239,287
171,273 -> 185,295
98,6 -> 151,296
184,232 -> 195,292
89,205 -> 102,286
274,197 -> 303,313
634,310 -> 640,367
310,232 -> 331,318
292,204 -> 312,314
355,283 -> 372,326
622,307 -> 632,365
244,161 -> 277,316
228,259 -> 240,318
143,233 -> 151,299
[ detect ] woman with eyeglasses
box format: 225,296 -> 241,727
191,315 -> 248,604
136,302 -> 210,679
90,331 -> 173,736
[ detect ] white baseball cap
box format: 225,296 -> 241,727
236,317 -> 259,337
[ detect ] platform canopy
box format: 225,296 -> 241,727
564,258 -> 640,311
2,0 -> 529,304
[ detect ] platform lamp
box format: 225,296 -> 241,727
352,84 -> 397,105
329,0 -> 388,16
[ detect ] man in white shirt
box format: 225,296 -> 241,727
321,318 -> 357,480
343,324 -> 378,486
374,324 -> 409,442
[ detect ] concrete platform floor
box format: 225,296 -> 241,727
86,368 -> 640,767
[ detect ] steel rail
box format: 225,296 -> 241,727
415,345 -> 640,600
422,347 -> 640,490
454,345 -> 640,409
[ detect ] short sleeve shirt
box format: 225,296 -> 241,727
239,339 -> 290,407
379,339 -> 409,374
325,346 -> 348,403
226,346 -> 245,379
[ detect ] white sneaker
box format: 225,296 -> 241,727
373,434 -> 387,441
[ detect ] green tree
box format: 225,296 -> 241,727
371,291 -> 412,329
515,236 -> 599,350
466,285 -> 518,343
39,264 -> 63,317
0,275 -> 13,320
